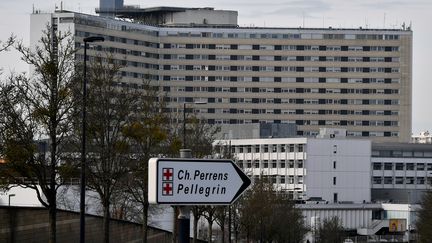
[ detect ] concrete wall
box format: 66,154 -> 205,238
0,206 -> 202,243
306,138 -> 371,203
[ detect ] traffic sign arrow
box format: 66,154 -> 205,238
148,158 -> 251,205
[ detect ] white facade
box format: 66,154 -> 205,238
306,139 -> 371,203
218,136 -> 371,203
411,131 -> 432,144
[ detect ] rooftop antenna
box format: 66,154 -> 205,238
32,4 -> 35,14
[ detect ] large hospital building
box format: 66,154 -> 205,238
31,3 -> 412,142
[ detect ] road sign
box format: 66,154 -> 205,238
148,158 -> 251,205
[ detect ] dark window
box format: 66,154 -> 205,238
230,66 -> 238,71
230,44 -> 238,49
252,77 -> 260,82
274,56 -> 282,61
341,46 -> 348,51
296,67 -> 304,72
363,67 -> 370,73
252,66 -> 259,71
230,76 -> 237,82
363,46 -> 370,51
208,55 -> 216,60
185,76 -> 193,81
274,66 -> 282,72
186,44 -> 193,49
319,56 -> 326,61
296,56 -> 305,61
319,77 -> 326,83
319,67 -> 326,72
274,77 -> 281,82
296,45 -> 305,50
252,45 -> 260,50
163,43 -> 171,48
230,55 -> 238,60
296,77 -> 304,83
274,45 -> 282,50
319,46 -> 326,51
385,57 -> 392,62
341,56 -> 348,62
252,55 -> 260,61
363,57 -> 370,62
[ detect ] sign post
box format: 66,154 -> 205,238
149,158 -> 251,205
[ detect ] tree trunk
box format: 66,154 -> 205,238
208,221 -> 213,243
221,222 -> 225,243
142,201 -> 149,243
48,204 -> 57,243
103,197 -> 110,243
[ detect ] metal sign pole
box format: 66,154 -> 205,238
178,149 -> 192,243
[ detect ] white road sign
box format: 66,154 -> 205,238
148,158 -> 251,205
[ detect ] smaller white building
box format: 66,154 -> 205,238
216,129 -> 372,203
411,131 -> 432,144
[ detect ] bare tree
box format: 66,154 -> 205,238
83,54 -> 138,243
0,27 -> 77,243
122,80 -> 170,243
316,217 -> 345,243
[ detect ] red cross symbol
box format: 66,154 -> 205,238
163,168 -> 173,181
162,182 -> 173,196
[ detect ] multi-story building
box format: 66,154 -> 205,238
216,129 -> 372,203
371,142 -> 432,203
31,5 -> 413,142
216,128 -> 432,204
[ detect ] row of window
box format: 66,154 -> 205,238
163,54 -> 400,63
75,19 -> 402,41
170,107 -> 399,116
161,31 -> 401,41
252,175 -> 304,185
168,86 -> 399,95
372,162 -> 432,171
163,43 -> 400,52
163,65 -> 400,73
169,97 -> 400,106
164,76 -> 400,84
372,176 -> 432,185
237,159 -> 304,169
233,144 -> 304,153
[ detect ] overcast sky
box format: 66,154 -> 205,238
0,0 -> 431,134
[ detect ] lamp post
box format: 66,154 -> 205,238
8,194 -> 15,206
81,36 -> 104,243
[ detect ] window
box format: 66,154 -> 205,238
417,163 -> 425,171
373,163 -> 382,170
297,160 -> 303,168
395,177 -> 404,184
384,163 -> 393,170
333,193 -> 338,203
417,177 -> 425,184
406,163 -> 414,170
289,160 -> 294,168
272,160 -> 277,168
288,176 -> 294,184
373,177 -> 382,184
333,177 -> 337,185
384,177 -> 393,184
333,161 -> 336,169
406,177 -> 414,184
395,163 -> 404,170
428,164 -> 432,171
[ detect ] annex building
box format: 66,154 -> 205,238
31,5 -> 412,142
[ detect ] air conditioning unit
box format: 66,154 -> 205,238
330,134 -> 335,138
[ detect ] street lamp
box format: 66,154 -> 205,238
182,101 -> 207,149
8,194 -> 15,206
81,36 -> 104,243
